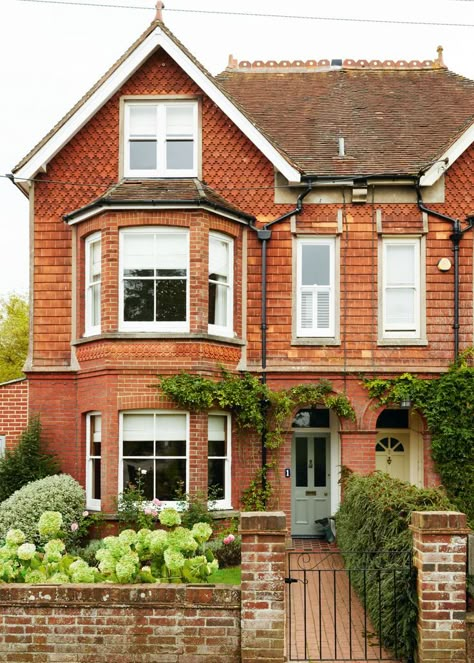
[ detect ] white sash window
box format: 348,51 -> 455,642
382,238 -> 420,339
297,238 -> 335,337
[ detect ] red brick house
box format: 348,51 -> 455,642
4,7 -> 474,535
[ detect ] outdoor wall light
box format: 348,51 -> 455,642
399,399 -> 412,409
437,257 -> 452,272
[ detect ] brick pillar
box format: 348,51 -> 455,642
411,511 -> 469,663
240,511 -> 287,662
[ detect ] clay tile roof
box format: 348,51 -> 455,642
64,178 -> 255,223
216,58 -> 474,178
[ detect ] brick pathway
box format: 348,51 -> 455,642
286,540 -> 399,662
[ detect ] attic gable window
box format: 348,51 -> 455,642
124,101 -> 198,177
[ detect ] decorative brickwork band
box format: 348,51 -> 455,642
411,511 -> 470,663
240,511 -> 287,662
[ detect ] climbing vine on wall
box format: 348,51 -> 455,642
365,348 -> 474,524
157,372 -> 355,509
158,372 -> 355,451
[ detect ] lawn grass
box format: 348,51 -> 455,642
208,566 -> 241,584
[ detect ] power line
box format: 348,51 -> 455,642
15,0 -> 474,29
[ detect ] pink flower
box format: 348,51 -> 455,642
223,534 -> 235,545
144,507 -> 153,516
70,522 -> 79,532
82,511 -> 89,518
152,498 -> 161,507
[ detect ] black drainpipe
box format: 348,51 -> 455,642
416,180 -> 474,359
250,182 -> 313,495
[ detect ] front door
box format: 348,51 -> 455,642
375,432 -> 410,482
291,435 -> 330,536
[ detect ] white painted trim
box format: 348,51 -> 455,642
208,232 -> 234,338
420,121 -> 474,186
86,412 -> 102,511
15,26 -> 301,184
65,203 -> 252,226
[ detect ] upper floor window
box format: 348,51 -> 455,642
208,233 -> 233,337
124,101 -> 198,177
85,233 -> 101,336
381,237 -> 421,339
296,237 -> 335,337
119,227 -> 189,332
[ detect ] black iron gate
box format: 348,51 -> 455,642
286,550 -> 415,661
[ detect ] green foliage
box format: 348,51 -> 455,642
116,474 -> 161,530
336,471 -> 454,660
0,416 -> 59,502
0,474 -> 86,545
240,466 -> 273,511
365,350 -> 474,523
174,484 -> 218,529
0,293 -> 29,383
206,534 -> 241,568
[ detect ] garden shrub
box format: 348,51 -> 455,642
336,471 -> 453,661
0,474 -> 85,545
207,534 -> 241,568
0,416 -> 59,502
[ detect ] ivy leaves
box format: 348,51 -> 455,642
365,349 -> 474,525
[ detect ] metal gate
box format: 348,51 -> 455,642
286,550 -> 414,661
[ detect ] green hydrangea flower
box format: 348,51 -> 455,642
168,527 -> 198,553
24,568 -> 48,583
38,511 -> 63,539
69,559 -> 96,583
118,529 -> 137,546
48,572 -> 70,584
0,560 -> 18,582
164,547 -> 185,573
149,529 -> 169,555
17,543 -> 37,561
159,508 -> 181,528
191,522 -> 213,544
96,550 -> 116,575
44,539 -> 66,562
102,536 -> 131,559
5,529 -> 26,546
115,556 -> 138,583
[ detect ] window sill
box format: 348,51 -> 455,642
74,332 -> 245,346
291,337 -> 340,346
378,338 -> 428,347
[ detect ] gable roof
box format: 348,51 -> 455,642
12,20 -> 301,193
216,60 -> 474,181
63,179 -> 255,224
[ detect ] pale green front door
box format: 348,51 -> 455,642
291,435 -> 330,536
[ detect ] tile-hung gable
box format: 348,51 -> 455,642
216,54 -> 474,179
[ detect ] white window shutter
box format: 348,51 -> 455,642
300,291 -> 314,329
316,290 -> 330,329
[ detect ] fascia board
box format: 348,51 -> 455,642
420,121 -> 474,186
15,26 -> 301,184
64,203 -> 252,225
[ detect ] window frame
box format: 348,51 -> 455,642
119,410 -> 190,506
84,232 -> 101,337
86,412 -> 102,511
123,100 -> 198,178
208,232 -> 234,338
296,236 -> 336,338
119,226 -> 190,333
380,236 -> 422,341
208,412 -> 232,510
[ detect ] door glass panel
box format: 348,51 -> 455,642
295,437 -> 308,487
314,437 -> 326,487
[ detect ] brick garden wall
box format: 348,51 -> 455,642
467,614 -> 474,660
0,378 -> 28,451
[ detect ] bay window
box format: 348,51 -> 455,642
208,232 -> 233,336
208,413 -> 231,508
120,411 -> 188,503
119,227 -> 189,332
86,413 -> 101,510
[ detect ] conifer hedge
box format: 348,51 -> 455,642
336,471 -> 453,660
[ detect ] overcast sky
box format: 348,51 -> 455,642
2,0 -> 474,298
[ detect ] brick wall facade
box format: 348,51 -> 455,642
0,379 -> 28,451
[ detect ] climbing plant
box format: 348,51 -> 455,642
158,371 -> 355,509
365,348 -> 474,524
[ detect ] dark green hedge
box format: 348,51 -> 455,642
336,471 -> 453,661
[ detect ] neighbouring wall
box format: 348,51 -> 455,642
0,378 -> 28,451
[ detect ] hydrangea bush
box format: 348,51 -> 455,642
0,474 -> 86,545
0,507 -> 217,585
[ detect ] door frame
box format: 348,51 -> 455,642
290,411 -> 340,535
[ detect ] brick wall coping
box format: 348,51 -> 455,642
0,583 -> 240,609
240,511 -> 286,534
410,510 -> 470,534
0,376 -> 27,387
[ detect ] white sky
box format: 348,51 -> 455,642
1,0 -> 474,298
